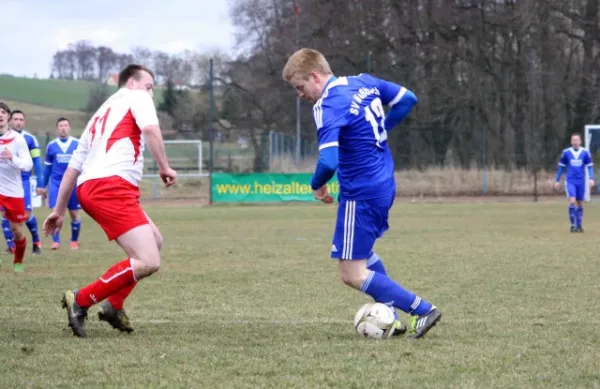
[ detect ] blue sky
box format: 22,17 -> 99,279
0,0 -> 235,78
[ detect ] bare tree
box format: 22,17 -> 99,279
96,46 -> 117,80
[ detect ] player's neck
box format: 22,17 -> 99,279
0,125 -> 8,136
319,74 -> 334,96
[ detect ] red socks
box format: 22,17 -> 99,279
107,281 -> 138,310
76,258 -> 136,308
13,237 -> 26,264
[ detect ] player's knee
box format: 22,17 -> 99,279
10,223 -> 24,240
140,255 -> 161,275
338,263 -> 369,289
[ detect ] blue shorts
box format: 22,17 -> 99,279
330,191 -> 395,260
49,180 -> 80,210
566,181 -> 585,201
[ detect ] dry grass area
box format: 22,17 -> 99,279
138,164 -> 558,201
394,167 -> 556,196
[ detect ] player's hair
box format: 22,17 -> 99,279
56,117 -> 69,126
118,64 -> 155,88
282,48 -> 333,81
0,102 -> 10,114
9,109 -> 24,119
571,132 -> 582,139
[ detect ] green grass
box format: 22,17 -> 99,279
0,75 -> 164,111
0,201 -> 599,388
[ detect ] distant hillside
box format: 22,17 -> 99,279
0,99 -> 90,140
0,75 -> 165,111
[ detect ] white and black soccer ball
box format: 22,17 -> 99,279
353,303 -> 396,339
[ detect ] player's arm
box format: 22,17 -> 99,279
364,74 -> 418,131
28,137 -> 44,188
9,136 -> 33,172
585,150 -> 594,185
40,144 -> 53,189
130,91 -> 175,185
310,99 -> 345,193
555,152 -> 568,184
53,131 -> 91,216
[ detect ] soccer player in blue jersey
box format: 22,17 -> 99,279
5,110 -> 43,254
554,133 -> 594,232
37,118 -> 81,249
283,48 -> 441,339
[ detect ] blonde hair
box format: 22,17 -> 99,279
282,48 -> 333,81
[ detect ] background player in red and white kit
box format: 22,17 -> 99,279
43,65 -> 177,338
0,102 -> 33,272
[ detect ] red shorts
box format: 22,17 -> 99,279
77,176 -> 149,241
0,195 -> 27,223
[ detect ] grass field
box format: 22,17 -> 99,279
0,201 -> 599,388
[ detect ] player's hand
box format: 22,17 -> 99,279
43,211 -> 64,236
590,179 -> 595,188
554,182 -> 560,190
36,188 -> 47,198
1,148 -> 12,160
159,167 -> 177,187
313,185 -> 334,204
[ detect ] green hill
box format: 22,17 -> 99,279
0,75 -> 165,111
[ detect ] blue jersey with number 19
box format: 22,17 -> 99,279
314,74 -> 404,200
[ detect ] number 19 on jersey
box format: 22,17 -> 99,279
364,98 -> 387,149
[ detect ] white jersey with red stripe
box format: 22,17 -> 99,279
69,88 -> 159,187
0,130 -> 33,197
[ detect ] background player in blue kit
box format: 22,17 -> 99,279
283,48 -> 441,339
38,117 -> 81,249
555,133 -> 594,232
5,110 -> 43,254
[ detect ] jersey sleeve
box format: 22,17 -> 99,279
130,91 -> 159,129
559,151 -> 568,167
44,143 -> 54,165
11,136 -> 33,172
26,134 -> 41,158
359,74 -> 406,107
69,130 -> 90,172
314,93 -> 348,151
584,150 -> 593,166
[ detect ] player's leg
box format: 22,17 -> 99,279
575,184 -> 585,232
68,188 -> 82,249
100,213 -> 163,330
3,197 -> 29,272
61,177 -> 160,337
566,181 -> 577,232
2,208 -> 15,253
332,195 -> 441,339
48,181 -> 61,249
22,182 -> 41,254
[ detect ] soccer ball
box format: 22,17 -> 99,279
353,303 -> 396,339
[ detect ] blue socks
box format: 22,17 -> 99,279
71,220 -> 81,242
366,253 -> 398,319
361,271 -> 432,316
2,217 -> 14,249
25,216 -> 40,244
367,252 -> 387,275
576,206 -> 583,228
569,204 -> 576,227
362,253 -> 432,316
